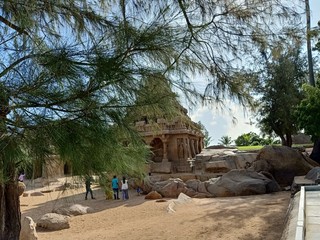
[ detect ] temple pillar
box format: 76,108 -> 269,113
199,138 -> 204,150
183,138 -> 188,160
186,138 -> 191,159
195,139 -> 199,154
162,135 -> 168,162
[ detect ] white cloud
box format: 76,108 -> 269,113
189,102 -> 260,145
185,0 -> 320,145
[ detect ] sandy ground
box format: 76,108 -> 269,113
20,182 -> 291,240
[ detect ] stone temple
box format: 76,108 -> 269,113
135,107 -> 204,174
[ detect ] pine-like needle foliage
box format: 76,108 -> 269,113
0,0 -> 304,181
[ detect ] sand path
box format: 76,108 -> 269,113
20,184 -> 291,240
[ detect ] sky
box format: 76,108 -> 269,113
188,0 -> 320,145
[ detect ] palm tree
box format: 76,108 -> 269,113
218,136 -> 233,146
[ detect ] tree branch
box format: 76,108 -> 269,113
0,16 -> 28,35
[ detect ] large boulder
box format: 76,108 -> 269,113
145,191 -> 162,200
195,148 -> 257,174
152,178 -> 188,198
185,179 -> 210,194
18,182 -> 26,196
142,175 -> 163,194
37,213 -> 70,231
305,167 -> 320,181
20,216 -> 38,240
167,193 -> 193,213
143,171 -> 280,198
252,146 -> 319,186
292,133 -> 312,144
53,204 -> 93,216
206,169 -> 280,197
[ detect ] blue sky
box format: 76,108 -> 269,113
188,0 -> 320,145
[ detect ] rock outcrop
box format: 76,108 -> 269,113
252,146 -> 319,186
18,182 -> 26,196
145,191 -> 162,200
152,178 -> 189,198
195,148 -> 257,174
20,216 -> 38,240
206,169 -> 280,197
141,146 -> 320,198
37,213 -> 70,230
143,169 -> 280,198
53,204 -> 93,216
167,193 -> 193,213
305,167 -> 320,181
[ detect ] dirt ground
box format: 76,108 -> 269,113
20,184 -> 291,240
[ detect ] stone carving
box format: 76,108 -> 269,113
177,138 -> 184,159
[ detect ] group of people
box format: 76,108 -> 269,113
85,175 -> 132,200
112,175 -> 129,200
17,171 -> 140,201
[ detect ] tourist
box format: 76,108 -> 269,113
112,175 -> 120,200
121,176 -> 129,200
18,172 -> 25,182
85,176 -> 96,200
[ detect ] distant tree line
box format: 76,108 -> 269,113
217,132 -> 280,147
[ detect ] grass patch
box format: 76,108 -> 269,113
237,146 -> 264,151
237,143 -> 313,151
292,143 -> 314,148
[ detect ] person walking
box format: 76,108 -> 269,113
121,176 -> 129,200
112,175 -> 120,200
85,176 -> 95,200
18,172 -> 25,182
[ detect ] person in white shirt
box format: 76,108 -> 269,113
121,176 -> 129,200
18,172 -> 25,182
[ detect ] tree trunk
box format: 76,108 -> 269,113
280,134 -> 292,147
310,138 -> 320,165
285,133 -> 293,147
0,88 -> 20,239
0,181 -> 21,240
305,0 -> 315,86
280,135 -> 286,146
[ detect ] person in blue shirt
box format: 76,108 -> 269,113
112,175 -> 120,200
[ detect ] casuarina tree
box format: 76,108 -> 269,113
257,43 -> 307,147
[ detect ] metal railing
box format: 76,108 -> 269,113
295,185 -> 320,240
295,186 -> 306,240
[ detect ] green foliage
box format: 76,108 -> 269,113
0,0 -> 305,189
234,132 -> 276,146
235,132 -> 256,146
0,1 -> 308,238
0,0 -> 305,181
257,43 -> 307,146
234,132 -> 280,147
218,136 -> 232,146
295,84 -> 320,141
